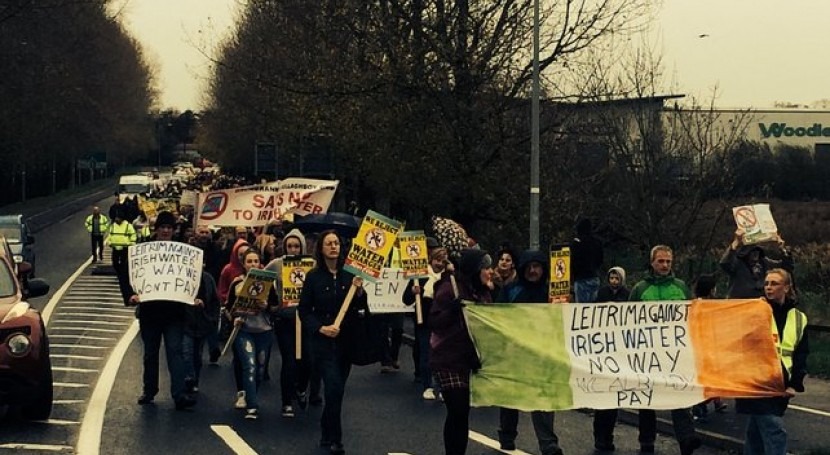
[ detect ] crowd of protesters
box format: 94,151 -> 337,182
85,164 -> 808,455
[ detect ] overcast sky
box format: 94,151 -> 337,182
119,0 -> 830,111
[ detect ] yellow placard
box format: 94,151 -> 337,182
281,257 -> 315,307
231,268 -> 276,315
398,230 -> 429,278
344,210 -> 404,281
549,245 -> 571,303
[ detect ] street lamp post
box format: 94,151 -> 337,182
529,0 -> 541,249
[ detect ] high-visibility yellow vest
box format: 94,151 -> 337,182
108,221 -> 137,250
772,308 -> 807,375
85,214 -> 110,234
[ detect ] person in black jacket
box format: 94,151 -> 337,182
298,230 -> 368,455
183,271 -> 220,394
495,249 -> 563,455
570,218 -> 604,303
403,246 -> 450,400
720,229 -> 793,298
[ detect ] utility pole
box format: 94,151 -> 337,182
529,0 -> 540,249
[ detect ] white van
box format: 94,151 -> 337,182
116,175 -> 153,202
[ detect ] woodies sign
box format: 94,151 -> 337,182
759,122 -> 830,138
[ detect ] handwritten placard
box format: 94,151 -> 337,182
128,241 -> 204,304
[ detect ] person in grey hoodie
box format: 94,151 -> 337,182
264,228 -> 313,417
595,267 -> 630,303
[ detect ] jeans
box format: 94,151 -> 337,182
139,319 -> 186,401
744,414 -> 787,455
574,277 -> 600,303
499,408 -> 561,455
233,330 -> 273,410
273,316 -> 311,406
311,336 -> 351,445
182,334 -> 205,385
378,313 -> 404,366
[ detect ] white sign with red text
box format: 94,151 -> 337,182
195,178 -> 338,227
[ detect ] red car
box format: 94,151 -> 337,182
0,236 -> 51,419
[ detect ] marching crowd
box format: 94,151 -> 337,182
82,181 -> 808,455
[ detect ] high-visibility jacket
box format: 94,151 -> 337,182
773,308 -> 807,376
85,214 -> 110,235
108,221 -> 137,250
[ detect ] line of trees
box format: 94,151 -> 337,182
0,1 -> 154,205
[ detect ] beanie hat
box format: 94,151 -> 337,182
608,266 -> 626,284
155,211 -> 177,229
426,236 -> 441,249
458,249 -> 492,282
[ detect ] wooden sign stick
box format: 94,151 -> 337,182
332,284 -> 358,329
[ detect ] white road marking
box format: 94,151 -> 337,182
53,400 -> 85,405
468,430 -> 533,455
54,382 -> 90,388
55,313 -> 133,319
790,404 -> 830,417
52,367 -> 99,373
211,425 -> 259,455
0,443 -> 74,451
42,259 -> 91,325
59,306 -> 135,314
40,419 -> 80,425
76,321 -> 139,455
50,326 -> 122,333
48,335 -> 116,341
52,320 -> 129,326
51,345 -> 109,350
50,355 -> 103,361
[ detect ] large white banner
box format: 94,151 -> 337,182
195,178 -> 339,227
128,241 -> 204,304
367,268 -> 414,314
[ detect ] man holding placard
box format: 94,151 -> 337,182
127,211 -> 205,411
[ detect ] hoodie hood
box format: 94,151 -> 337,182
608,266 -> 626,284
229,238 -> 250,270
736,245 -> 765,260
517,249 -> 549,285
282,228 -> 307,255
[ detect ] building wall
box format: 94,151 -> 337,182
710,109 -> 830,149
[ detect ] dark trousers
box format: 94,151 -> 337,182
139,319 -> 185,402
311,337 -> 351,445
182,334 -> 205,384
112,248 -> 131,304
441,387 -> 471,455
378,313 -> 404,366
273,317 -> 311,406
499,408 -> 562,455
594,408 -> 696,448
90,234 -> 104,259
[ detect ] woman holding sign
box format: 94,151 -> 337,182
298,230 -> 368,455
225,249 -> 279,420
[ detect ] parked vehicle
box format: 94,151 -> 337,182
116,174 -> 153,203
0,215 -> 35,277
0,237 -> 51,419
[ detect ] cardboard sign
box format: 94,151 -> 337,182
732,203 -> 778,245
195,178 -> 339,227
343,210 -> 403,281
231,268 -> 277,315
366,268 -> 414,314
549,245 -> 571,303
128,241 -> 204,304
397,231 -> 429,279
281,257 -> 316,307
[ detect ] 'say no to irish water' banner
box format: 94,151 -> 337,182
465,299 -> 785,411
128,241 -> 204,304
344,210 -> 403,281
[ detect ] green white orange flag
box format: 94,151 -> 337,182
464,299 -> 786,411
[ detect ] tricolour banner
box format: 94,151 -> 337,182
195,178 -> 338,227
343,210 -> 403,281
128,241 -> 204,304
281,257 -> 316,307
465,299 -> 785,411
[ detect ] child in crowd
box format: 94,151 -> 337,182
595,266 -> 630,302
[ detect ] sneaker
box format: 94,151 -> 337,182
234,391 -> 247,409
329,442 -> 345,454
296,391 -> 308,410
422,388 -> 436,400
281,405 -> 295,418
137,393 -> 154,405
680,438 -> 701,455
245,408 -> 258,420
500,441 -> 516,451
380,365 -> 395,374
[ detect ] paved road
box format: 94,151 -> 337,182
0,188 -> 827,454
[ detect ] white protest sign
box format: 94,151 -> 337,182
180,189 -> 198,207
195,178 -> 339,227
367,268 -> 413,314
732,203 -> 778,245
565,301 -> 698,409
128,241 -> 204,304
